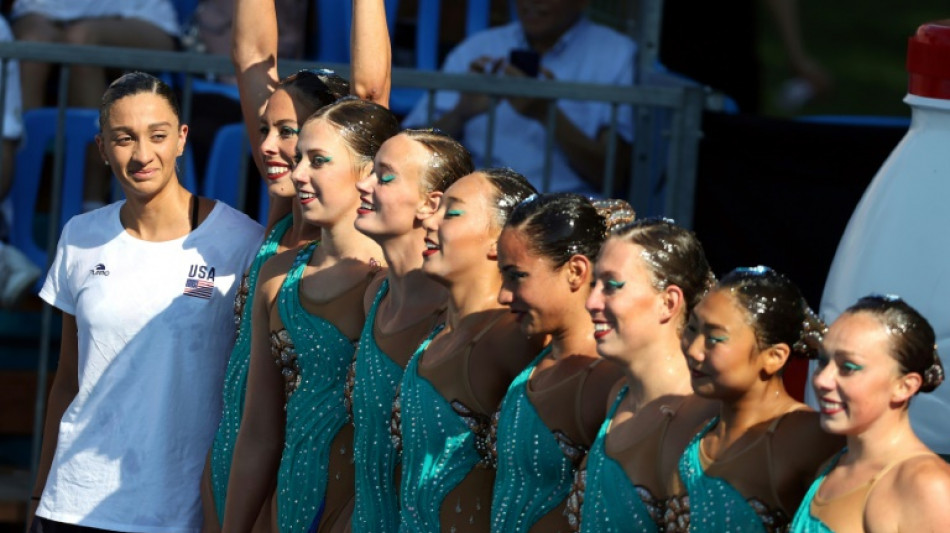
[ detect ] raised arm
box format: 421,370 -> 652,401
233,0 -> 393,171
232,0 -> 280,176
350,0 -> 391,107
200,452 -> 221,533
221,266 -> 287,531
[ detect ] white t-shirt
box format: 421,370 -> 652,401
38,201 -> 263,533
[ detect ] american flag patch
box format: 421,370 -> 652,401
183,278 -> 214,299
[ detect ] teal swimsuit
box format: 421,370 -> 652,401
787,449 -> 846,533
397,323 -> 499,533
492,345 -> 580,533
274,242 -> 357,533
677,416 -> 788,533
351,279 -> 403,533
210,214 -> 292,524
579,386 -> 663,533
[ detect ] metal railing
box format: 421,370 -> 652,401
0,40 -> 705,516
0,40 -> 706,215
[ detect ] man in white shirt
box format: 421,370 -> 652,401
403,0 -> 635,195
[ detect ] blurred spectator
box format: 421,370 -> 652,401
10,0 -> 180,210
391,0 -> 511,68
0,241 -> 39,308
0,14 -> 40,308
660,0 -> 832,114
0,14 -> 22,204
403,0 -> 634,195
183,0 -> 307,62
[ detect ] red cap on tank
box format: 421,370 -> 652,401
908,20 -> 950,99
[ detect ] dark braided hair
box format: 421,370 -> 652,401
506,193 -> 634,267
100,72 -> 180,130
277,68 -> 349,120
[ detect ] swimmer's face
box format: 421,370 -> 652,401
813,311 -> 916,436
291,117 -> 367,227
355,133 -> 434,239
421,172 -> 501,285
259,88 -> 299,199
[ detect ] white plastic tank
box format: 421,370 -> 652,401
812,20 -> 950,454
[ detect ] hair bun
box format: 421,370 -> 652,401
703,271 -> 718,293
791,303 -> 827,359
921,351 -> 945,393
591,198 -> 635,231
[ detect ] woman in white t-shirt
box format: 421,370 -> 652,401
30,71 -> 263,533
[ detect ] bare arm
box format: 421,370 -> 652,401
430,106 -> 468,139
761,0 -> 831,92
504,65 -> 632,192
350,0 -> 391,107
221,268 -> 286,532
429,57 -> 499,138
430,89 -> 492,139
551,117 -> 632,193
231,0 -> 280,177
763,0 -> 806,66
887,457 -> 950,531
200,452 -> 221,533
29,313 -> 80,524
506,98 -> 634,192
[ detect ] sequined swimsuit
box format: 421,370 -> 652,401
210,214 -> 292,524
351,279 -> 443,533
272,242 -> 359,533
491,346 -> 589,533
575,386 -> 666,533
396,315 -> 508,533
674,416 -> 790,533
392,324 -> 448,532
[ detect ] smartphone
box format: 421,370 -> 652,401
509,49 -> 541,77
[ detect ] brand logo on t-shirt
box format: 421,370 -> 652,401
89,263 -> 110,276
183,264 -> 216,300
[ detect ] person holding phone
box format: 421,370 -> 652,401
403,0 -> 635,196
